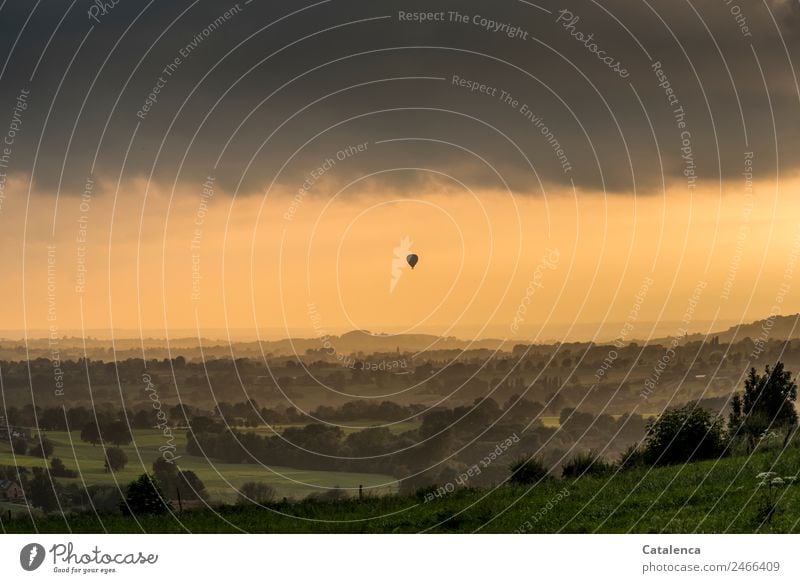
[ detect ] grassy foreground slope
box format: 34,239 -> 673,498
6,445 -> 800,533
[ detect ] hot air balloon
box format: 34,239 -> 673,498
406,254 -> 419,269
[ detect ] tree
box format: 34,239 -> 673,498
344,426 -> 396,457
149,458 -> 206,502
27,467 -> 59,512
121,474 -> 170,515
189,416 -> 218,433
152,457 -> 178,491
10,437 -> 27,455
177,470 -> 206,501
80,422 -> 102,446
29,437 -> 54,459
237,482 -> 276,504
49,457 -> 77,478
67,406 -> 92,429
132,409 -> 151,429
40,407 -> 67,431
729,363 -> 798,449
104,447 -> 128,472
104,420 -> 132,446
643,403 -> 725,466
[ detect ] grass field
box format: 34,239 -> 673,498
233,420 -> 421,436
5,442 -> 800,533
538,414 -> 659,428
0,430 -> 397,503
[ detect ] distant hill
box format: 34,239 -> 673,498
301,330 -> 505,353
647,314 -> 800,345
0,330 -> 508,361
4,314 -> 799,361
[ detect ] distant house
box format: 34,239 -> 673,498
9,427 -> 28,439
0,480 -> 23,501
0,417 -> 28,440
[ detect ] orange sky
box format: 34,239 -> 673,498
3,172 -> 800,342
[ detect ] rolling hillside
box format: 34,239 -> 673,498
6,443 -> 800,533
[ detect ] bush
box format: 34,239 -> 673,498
561,451 -> 615,479
305,486 -> 347,502
398,468 -> 439,497
49,457 -> 77,478
618,443 -> 646,471
321,486 -> 347,501
508,457 -> 550,485
10,437 -> 26,455
237,482 -> 276,504
29,437 -> 54,459
104,447 -> 128,472
643,403 -> 726,466
121,474 -> 170,515
28,467 -> 59,511
90,486 -> 124,514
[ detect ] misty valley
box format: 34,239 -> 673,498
1,320 -> 799,533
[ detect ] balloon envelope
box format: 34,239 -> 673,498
406,254 -> 419,269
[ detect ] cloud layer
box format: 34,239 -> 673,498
0,0 -> 799,199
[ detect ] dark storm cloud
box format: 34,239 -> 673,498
1,0 -> 799,197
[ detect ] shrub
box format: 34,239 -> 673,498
10,437 -> 26,455
237,482 -> 276,504
49,457 -> 77,478
561,451 -> 615,478
90,486 -> 124,514
398,468 -> 438,497
305,486 -> 348,502
508,457 -> 550,485
29,437 -> 54,459
28,467 -> 59,511
104,447 -> 128,472
643,403 -> 726,466
321,486 -> 347,501
618,443 -> 646,471
121,474 -> 170,515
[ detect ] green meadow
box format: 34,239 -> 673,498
0,430 -> 397,503
6,441 -> 800,533
235,420 -> 421,436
